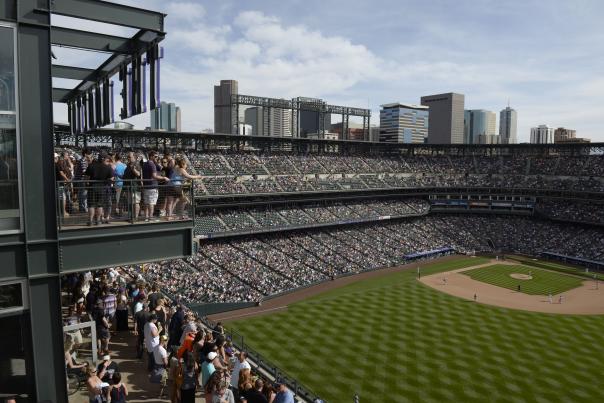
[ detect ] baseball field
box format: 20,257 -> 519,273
227,256 -> 604,402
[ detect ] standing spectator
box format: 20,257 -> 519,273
148,284 -> 161,311
168,304 -> 185,348
212,322 -> 225,339
151,335 -> 169,389
166,157 -> 201,219
201,352 -> 217,389
86,366 -> 104,403
97,354 -> 119,384
55,152 -> 70,217
107,372 -> 128,403
180,352 -> 199,403
74,148 -> 92,213
230,351 -> 251,390
144,314 -> 160,372
212,380 -> 235,403
133,302 -> 150,359
158,156 -> 172,218
61,151 -> 74,214
115,289 -> 129,331
154,298 -> 169,336
113,153 -> 127,217
85,153 -> 114,226
142,151 -> 168,222
102,286 -> 117,323
123,152 -> 142,221
93,300 -> 111,355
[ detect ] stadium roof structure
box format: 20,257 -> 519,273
56,126 -> 604,156
48,0 -> 166,133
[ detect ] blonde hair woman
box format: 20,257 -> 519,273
166,158 -> 202,220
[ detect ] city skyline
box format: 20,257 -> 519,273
51,0 -> 604,142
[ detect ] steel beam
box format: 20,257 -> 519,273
52,87 -> 71,102
51,64 -> 95,80
51,26 -> 133,53
51,0 -> 165,33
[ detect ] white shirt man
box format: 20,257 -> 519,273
230,351 -> 251,387
153,336 -> 169,367
144,315 -> 160,371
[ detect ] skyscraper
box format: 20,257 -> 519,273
244,106 -> 291,136
420,92 -> 465,144
379,103 -> 429,143
499,106 -> 518,144
530,125 -> 555,144
214,79 -> 238,133
150,101 -> 181,131
464,109 -> 496,144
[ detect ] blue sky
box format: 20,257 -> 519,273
52,0 -> 604,142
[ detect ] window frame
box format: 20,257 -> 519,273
0,279 -> 29,317
0,21 -> 23,234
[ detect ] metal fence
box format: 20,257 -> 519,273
200,316 -> 325,402
56,179 -> 194,229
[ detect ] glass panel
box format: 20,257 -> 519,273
0,283 -> 23,311
0,26 -> 15,111
0,25 -> 19,231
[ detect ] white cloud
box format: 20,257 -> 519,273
165,2 -> 206,22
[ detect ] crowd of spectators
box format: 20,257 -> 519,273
537,199 -> 604,225
57,148 -> 603,200
55,147 -> 197,226
153,215 -> 604,305
61,265 -> 295,402
194,199 -> 429,235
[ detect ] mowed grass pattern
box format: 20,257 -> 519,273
229,257 -> 604,402
463,264 -> 584,295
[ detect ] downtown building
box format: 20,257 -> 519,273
150,101 -> 181,131
499,106 -> 518,144
214,79 -> 238,134
420,92 -> 465,144
379,103 -> 429,143
464,109 -> 497,144
530,125 -> 555,144
244,106 -> 292,137
554,127 -> 577,143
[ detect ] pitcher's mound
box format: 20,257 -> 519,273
510,273 -> 532,280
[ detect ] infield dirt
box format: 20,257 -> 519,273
419,259 -> 604,315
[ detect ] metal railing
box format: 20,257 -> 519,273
200,316 -> 325,402
56,179 -> 194,229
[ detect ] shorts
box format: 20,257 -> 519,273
143,189 -> 159,205
130,191 -> 141,204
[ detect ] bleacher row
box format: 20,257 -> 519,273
186,151 -> 604,196
537,199 -> 604,225
146,215 -> 604,305
194,199 -> 429,235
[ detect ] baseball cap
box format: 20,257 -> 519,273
102,354 -> 111,361
207,352 -> 217,361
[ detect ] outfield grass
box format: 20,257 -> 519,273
462,264 -> 584,295
229,257 -> 604,402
